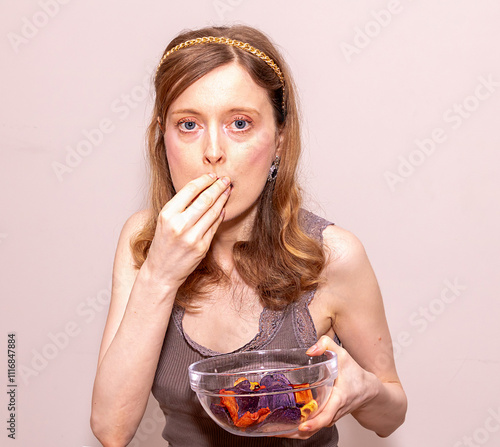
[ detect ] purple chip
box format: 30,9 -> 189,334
210,403 -> 233,426
257,374 -> 295,410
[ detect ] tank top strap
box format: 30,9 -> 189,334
294,210 -> 341,347
298,208 -> 334,244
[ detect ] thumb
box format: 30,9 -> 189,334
306,335 -> 339,356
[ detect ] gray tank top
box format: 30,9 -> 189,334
152,210 -> 339,446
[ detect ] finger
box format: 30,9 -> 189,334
298,391 -> 343,433
201,204 -> 226,244
306,335 -> 339,356
183,176 -> 231,224
273,426 -> 321,439
164,173 -> 218,215
273,430 -> 313,439
195,185 -> 231,238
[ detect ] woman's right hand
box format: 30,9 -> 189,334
90,176 -> 230,447
143,173 -> 231,288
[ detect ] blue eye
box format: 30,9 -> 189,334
233,119 -> 248,130
180,121 -> 197,131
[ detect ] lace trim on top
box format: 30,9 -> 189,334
173,210 -> 337,356
294,211 -> 341,346
292,289 -> 319,348
172,304 -> 288,357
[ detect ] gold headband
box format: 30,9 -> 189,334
155,36 -> 286,115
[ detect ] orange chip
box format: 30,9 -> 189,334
234,407 -> 271,428
220,390 -> 239,423
291,382 -> 313,405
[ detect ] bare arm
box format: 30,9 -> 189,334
280,225 -> 407,439
308,225 -> 407,436
90,174 -> 231,447
90,211 -> 176,446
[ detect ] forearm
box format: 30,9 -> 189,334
351,375 -> 407,437
91,267 -> 176,446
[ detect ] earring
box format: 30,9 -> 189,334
267,156 -> 280,182
157,116 -> 164,133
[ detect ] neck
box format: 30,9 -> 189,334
210,204 -> 258,271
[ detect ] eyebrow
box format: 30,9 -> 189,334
227,107 -> 261,116
170,107 -> 262,117
170,108 -> 200,116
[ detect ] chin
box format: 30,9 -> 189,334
221,201 -> 259,227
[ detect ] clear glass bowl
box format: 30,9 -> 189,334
188,348 -> 338,437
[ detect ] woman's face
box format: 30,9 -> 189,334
163,62 -> 282,223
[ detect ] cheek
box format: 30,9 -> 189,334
163,135 -> 197,190
238,133 -> 276,173
164,133 -> 182,165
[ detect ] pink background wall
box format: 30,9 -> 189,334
1,1 -> 499,446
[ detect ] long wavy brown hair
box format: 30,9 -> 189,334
131,25 -> 326,310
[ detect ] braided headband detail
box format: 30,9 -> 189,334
155,36 -> 286,114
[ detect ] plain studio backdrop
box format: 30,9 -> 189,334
1,1 -> 499,446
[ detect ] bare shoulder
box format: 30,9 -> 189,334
96,209 -> 154,365
120,208 -> 154,241
116,209 -> 154,256
321,224 -> 370,273
320,224 -> 399,380
318,224 -> 382,320
112,208 -> 154,297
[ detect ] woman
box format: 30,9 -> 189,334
90,25 -> 407,446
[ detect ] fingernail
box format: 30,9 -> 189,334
224,185 -> 231,195
208,173 -> 216,179
300,424 -> 311,431
221,176 -> 230,186
306,344 -> 318,355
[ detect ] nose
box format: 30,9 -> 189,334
203,125 -> 225,165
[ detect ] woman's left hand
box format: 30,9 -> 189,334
277,335 -> 380,439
